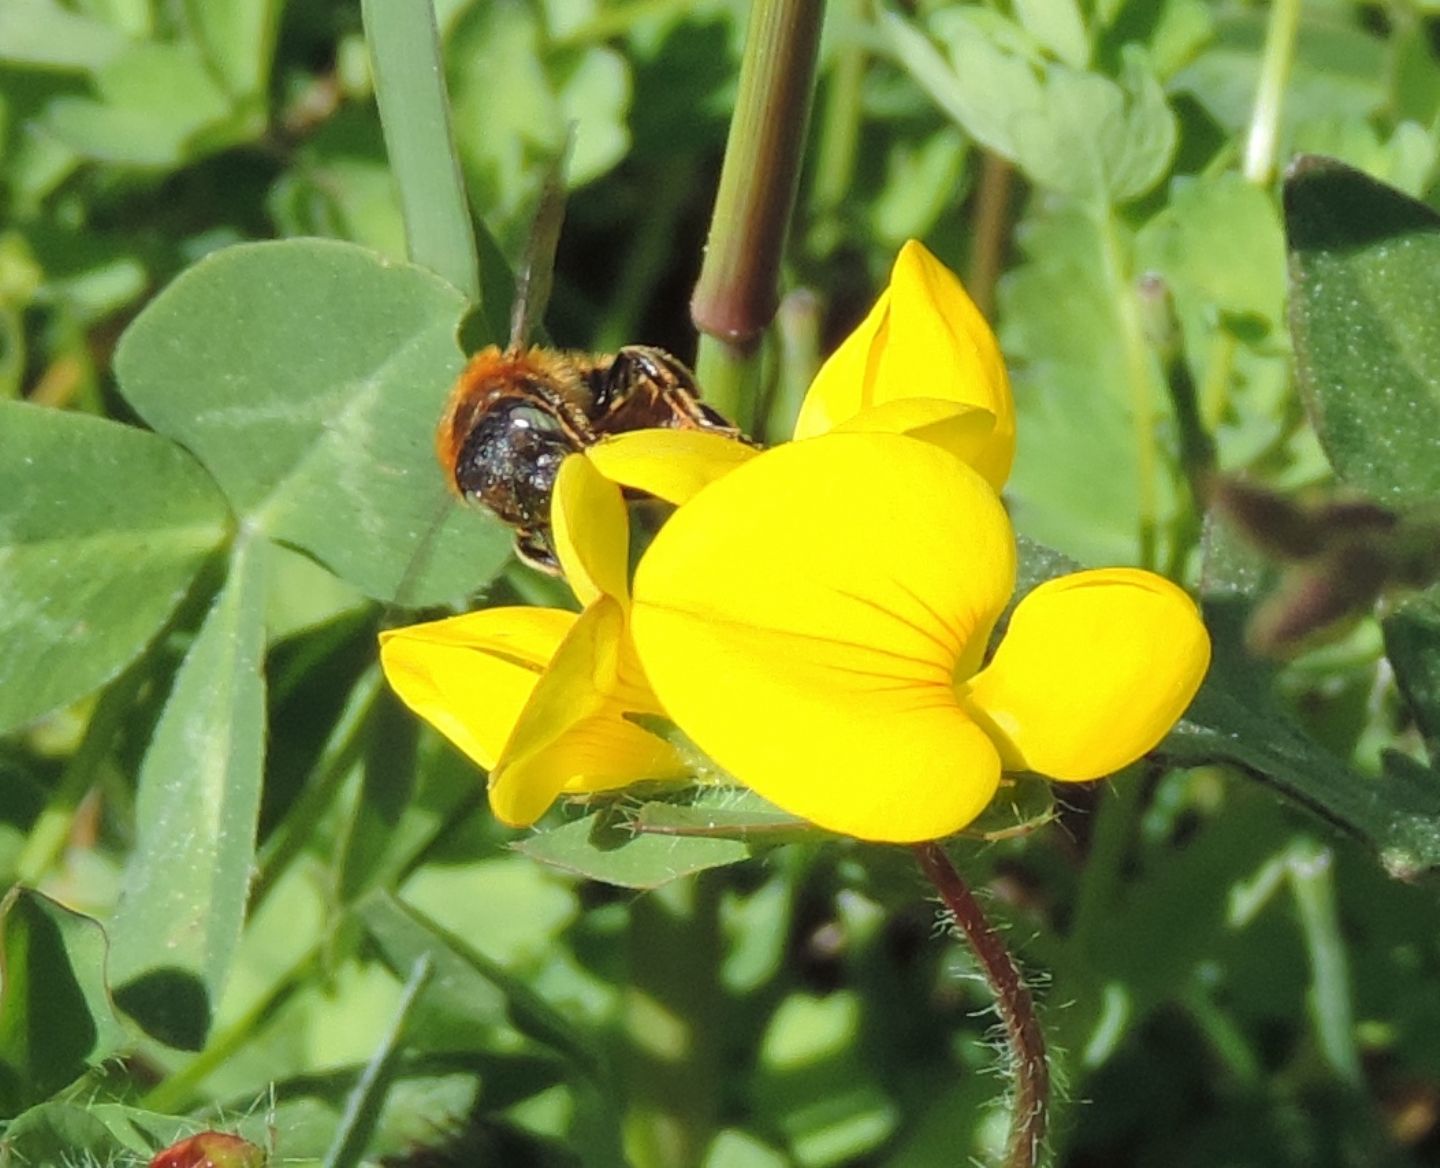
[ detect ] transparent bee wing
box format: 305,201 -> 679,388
509,130 -> 575,350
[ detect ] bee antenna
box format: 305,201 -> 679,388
509,127 -> 575,351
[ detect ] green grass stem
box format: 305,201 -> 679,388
362,0 -> 479,303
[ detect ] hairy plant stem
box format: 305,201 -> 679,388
913,842 -> 1048,1168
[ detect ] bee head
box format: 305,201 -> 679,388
452,399 -> 582,529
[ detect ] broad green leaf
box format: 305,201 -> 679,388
0,0 -> 127,71
1014,0 -> 1088,67
107,537 -> 266,1050
447,3 -> 632,246
1291,118 -> 1438,198
0,402 -> 229,735
1286,156 -> 1440,506
1161,597 -> 1440,880
886,12 -> 1175,204
113,239 -> 512,605
183,0 -> 281,99
1383,586 -> 1440,761
42,41 -> 244,166
0,889 -> 130,1116
515,806 -> 755,889
0,1101 -> 129,1161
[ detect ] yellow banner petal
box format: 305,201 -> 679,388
631,432 -> 1016,842
834,398 -> 1002,490
963,569 -> 1211,781
378,607 -> 576,772
791,289 -> 890,439
587,429 -> 760,505
552,454 -> 630,607
793,241 -> 1015,486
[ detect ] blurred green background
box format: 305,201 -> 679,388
4,1 -> 1440,1166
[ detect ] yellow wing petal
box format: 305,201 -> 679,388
552,453 -> 630,607
587,429 -> 759,506
378,607 -> 575,772
963,569 -> 1210,781
490,597 -> 682,826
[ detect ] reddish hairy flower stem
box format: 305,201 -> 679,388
913,842 -> 1048,1168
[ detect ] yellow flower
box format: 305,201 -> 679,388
378,456 -> 683,827
588,239 -> 1012,506
627,432 -> 1210,843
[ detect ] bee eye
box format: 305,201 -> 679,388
507,404 -> 564,433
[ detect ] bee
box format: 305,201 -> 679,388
434,162 -> 746,572
436,342 -> 744,571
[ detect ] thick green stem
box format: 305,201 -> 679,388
766,287 -> 822,440
914,843 -> 1048,1168
691,0 -> 824,422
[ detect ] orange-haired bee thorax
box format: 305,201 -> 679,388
439,342 -> 747,572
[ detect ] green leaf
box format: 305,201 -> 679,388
1161,597 -> 1440,880
1014,0 -> 1089,67
0,402 -> 229,735
107,537 -> 266,1050
1383,586 -> 1440,761
1172,9 -> 1385,136
42,41 -> 242,166
514,805 -> 755,890
1000,208 -> 1179,564
183,0 -> 281,100
446,1 -> 631,246
1285,156 -> 1440,506
0,889 -> 130,1116
886,12 -> 1175,204
113,239 -> 512,605
1135,172 -> 1291,464
0,1101 -> 129,1162
0,0 -> 127,72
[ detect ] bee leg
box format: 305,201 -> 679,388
514,527 -> 562,575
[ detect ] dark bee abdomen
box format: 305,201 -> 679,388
452,399 -> 582,529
